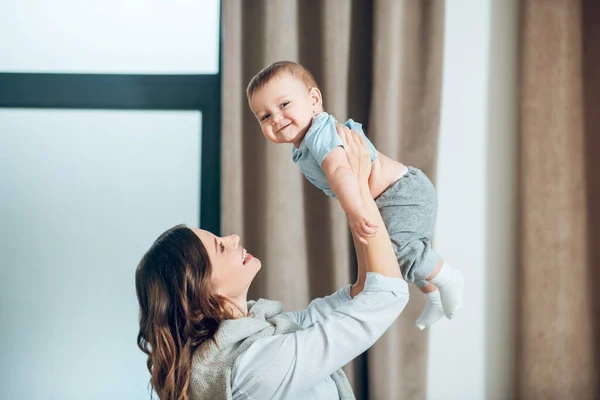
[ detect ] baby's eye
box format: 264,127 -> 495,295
219,242 -> 225,252
260,114 -> 270,122
280,102 -> 289,108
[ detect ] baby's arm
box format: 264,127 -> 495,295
321,146 -> 377,244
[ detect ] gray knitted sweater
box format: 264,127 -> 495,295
189,273 -> 409,400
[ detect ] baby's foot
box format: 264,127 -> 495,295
416,290 -> 445,330
428,262 -> 464,319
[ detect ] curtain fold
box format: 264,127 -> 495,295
582,0 -> 600,392
221,1 -> 445,398
517,0 -> 599,398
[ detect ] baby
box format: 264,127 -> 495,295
246,61 -> 463,329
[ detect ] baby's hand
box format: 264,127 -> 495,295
348,206 -> 379,245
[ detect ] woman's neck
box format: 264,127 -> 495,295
227,294 -> 249,318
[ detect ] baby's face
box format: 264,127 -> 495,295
249,73 -> 320,147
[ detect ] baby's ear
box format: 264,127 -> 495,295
309,87 -> 323,113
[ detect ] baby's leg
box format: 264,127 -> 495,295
426,258 -> 464,319
375,167 -> 440,283
394,239 -> 461,324
387,227 -> 449,328
415,281 -> 445,330
376,166 -> 463,324
405,249 -> 464,320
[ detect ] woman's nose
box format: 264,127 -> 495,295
227,234 -> 240,248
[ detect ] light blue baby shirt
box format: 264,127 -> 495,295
292,112 -> 379,198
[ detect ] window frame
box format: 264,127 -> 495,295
0,45 -> 221,236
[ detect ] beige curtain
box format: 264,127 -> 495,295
517,0 -> 600,398
221,1 -> 445,398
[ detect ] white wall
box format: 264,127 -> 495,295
428,0 -> 517,399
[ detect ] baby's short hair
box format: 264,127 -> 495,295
246,61 -> 319,99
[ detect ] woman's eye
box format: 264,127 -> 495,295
220,242 -> 225,252
280,102 -> 289,108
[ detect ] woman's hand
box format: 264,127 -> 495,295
336,123 -> 378,244
335,123 -> 372,186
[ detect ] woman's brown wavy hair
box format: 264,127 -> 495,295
135,224 -> 235,400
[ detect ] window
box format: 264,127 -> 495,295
0,2 -> 221,398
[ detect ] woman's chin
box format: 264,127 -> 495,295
244,254 -> 261,270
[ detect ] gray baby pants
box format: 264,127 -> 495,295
375,166 -> 440,288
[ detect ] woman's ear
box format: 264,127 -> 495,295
309,87 -> 323,113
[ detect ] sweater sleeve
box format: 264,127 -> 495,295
231,273 -> 409,399
281,285 -> 352,328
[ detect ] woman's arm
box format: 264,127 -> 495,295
341,125 -> 370,297
337,124 -> 402,280
285,127 -> 398,325
282,285 -> 352,328
231,128 -> 407,399
282,209 -> 368,327
232,274 -> 409,399
350,231 -> 367,297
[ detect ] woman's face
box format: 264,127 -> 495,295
192,229 -> 261,301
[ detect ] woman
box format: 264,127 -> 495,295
135,125 -> 409,400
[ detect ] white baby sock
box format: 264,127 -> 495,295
416,290 -> 445,330
428,261 -> 464,319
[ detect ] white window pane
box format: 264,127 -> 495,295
0,0 -> 220,74
0,109 -> 201,399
